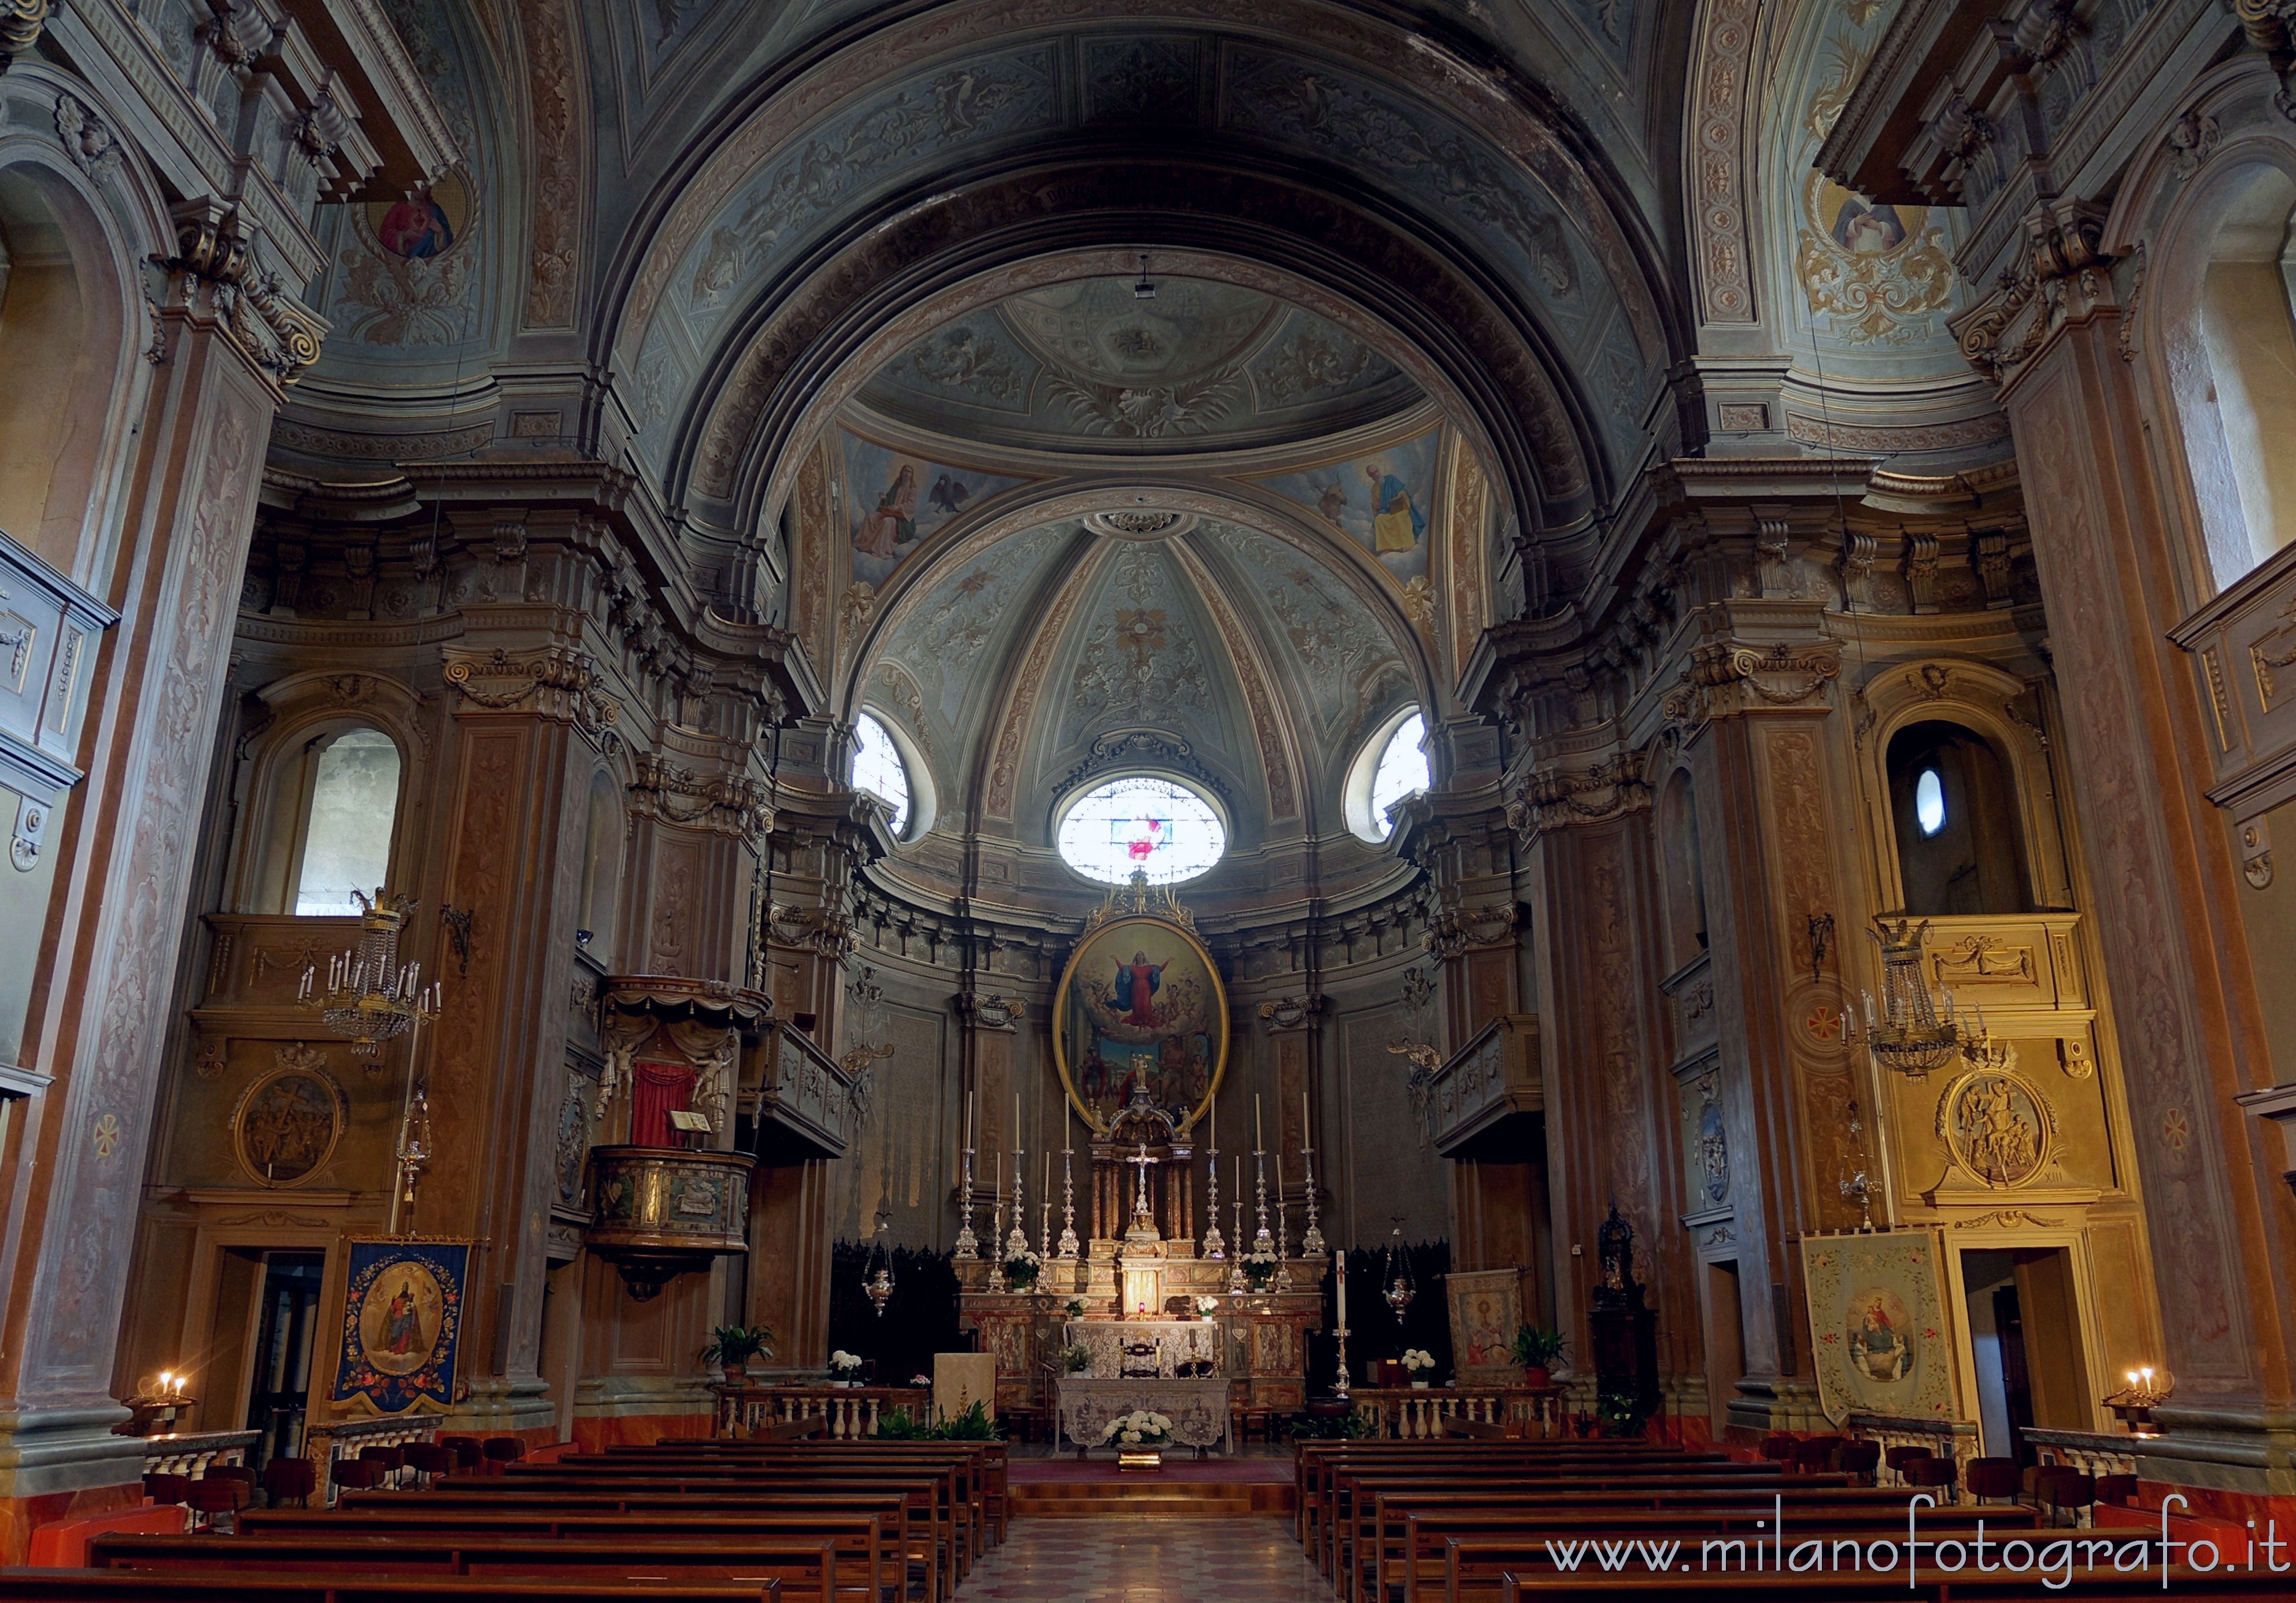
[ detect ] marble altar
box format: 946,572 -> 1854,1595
1056,1376 -> 1232,1454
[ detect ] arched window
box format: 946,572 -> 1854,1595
1345,709 -> 1430,842
1887,721 -> 2029,917
1056,775 -> 1227,884
851,712 -> 911,834
285,728 -> 402,915
2166,164 -> 2296,586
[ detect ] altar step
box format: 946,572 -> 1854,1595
1011,1479 -> 1292,1518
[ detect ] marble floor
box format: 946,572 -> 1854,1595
957,1517 -> 1326,1600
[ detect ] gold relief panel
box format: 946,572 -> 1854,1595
1910,914 -> 2086,1008
1936,1064 -> 2057,1189
231,1047 -> 350,1188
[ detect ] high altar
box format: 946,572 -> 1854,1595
954,879 -> 1326,1440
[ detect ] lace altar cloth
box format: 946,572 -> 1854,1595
1055,1378 -> 1231,1453
1063,1320 -> 1223,1377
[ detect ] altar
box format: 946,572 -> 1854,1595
1055,1377 -> 1230,1455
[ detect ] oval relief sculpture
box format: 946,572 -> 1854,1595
231,1050 -> 349,1187
1936,1064 -> 2055,1189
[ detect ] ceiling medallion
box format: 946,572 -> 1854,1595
1085,508 -> 1196,540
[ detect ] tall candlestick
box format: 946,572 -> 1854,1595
1229,1156 -> 1247,1294
1255,1093 -> 1262,1151
1301,1091 -> 1311,1154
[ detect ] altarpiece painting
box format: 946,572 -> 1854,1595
1053,908 -> 1228,1135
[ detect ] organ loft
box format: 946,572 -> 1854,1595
0,0 -> 2293,1590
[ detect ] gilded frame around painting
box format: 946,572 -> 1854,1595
331,1237 -> 472,1417
1052,910 -> 1228,1137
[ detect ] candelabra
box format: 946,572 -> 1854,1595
1057,1149 -> 1079,1260
1252,1150 -> 1274,1256
954,1147 -> 978,1260
1038,1199 -> 1052,1261
863,1217 -> 896,1317
989,1197 -> 1007,1290
298,891 -> 442,1058
1274,1184 -> 1293,1290
1201,1144 -> 1226,1260
1229,1187 -> 1247,1294
1300,1139 -> 1326,1258
1005,1149 -> 1029,1262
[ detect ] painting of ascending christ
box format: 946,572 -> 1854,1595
1053,912 -> 1228,1135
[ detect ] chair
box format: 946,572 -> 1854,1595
2036,1469 -> 2095,1527
1759,1432 -> 1798,1463
360,1444 -> 406,1487
440,1434 -> 484,1472
330,1456 -> 387,1493
481,1435 -> 526,1466
184,1476 -> 249,1532
1965,1456 -> 2021,1504
141,1473 -> 190,1506
1794,1435 -> 1846,1474
1903,1456 -> 1959,1494
1836,1439 -> 1881,1484
261,1457 -> 316,1508
1883,1445 -> 1932,1485
2095,1472 -> 2140,1507
404,1442 -> 453,1484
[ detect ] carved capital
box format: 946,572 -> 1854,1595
1422,900 -> 1517,960
1662,638 -> 1842,732
0,0 -> 52,68
1505,751 -> 1651,841
443,646 -> 622,744
628,752 -> 772,838
1255,994 -> 1325,1033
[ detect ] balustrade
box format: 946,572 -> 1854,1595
711,1383 -> 931,1439
142,1430 -> 260,1480
1347,1386 -> 1563,1439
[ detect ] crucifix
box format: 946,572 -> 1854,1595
1126,1141 -> 1156,1227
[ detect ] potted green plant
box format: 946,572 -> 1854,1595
699,1323 -> 775,1383
1511,1324 -> 1568,1390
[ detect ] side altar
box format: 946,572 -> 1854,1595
954,876 -> 1330,1435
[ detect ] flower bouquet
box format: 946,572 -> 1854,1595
829,1349 -> 864,1386
1241,1247 -> 1278,1290
1004,1247 -> 1043,1290
1195,1294 -> 1221,1319
1402,1348 -> 1436,1387
1101,1409 -> 1173,1448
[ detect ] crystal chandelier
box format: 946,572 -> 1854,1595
297,890 -> 441,1057
1858,917 -> 1961,1079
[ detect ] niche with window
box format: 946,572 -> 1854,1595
2167,163 -> 2296,585
576,768 -> 624,962
250,727 -> 404,916
1886,721 -> 2029,916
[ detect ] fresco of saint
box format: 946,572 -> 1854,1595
856,465 -> 920,560
378,195 -> 454,259
1365,461 -> 1426,554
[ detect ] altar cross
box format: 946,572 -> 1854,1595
1126,1141 -> 1156,1223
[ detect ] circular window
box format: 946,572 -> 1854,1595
1055,776 -> 1227,884
1914,767 -> 1946,837
1345,709 -> 1430,842
851,712 -> 912,835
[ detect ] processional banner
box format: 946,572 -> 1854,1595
1800,1230 -> 1958,1427
331,1237 -> 471,1416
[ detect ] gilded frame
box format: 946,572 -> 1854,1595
1052,910 -> 1229,1137
230,1053 -> 349,1188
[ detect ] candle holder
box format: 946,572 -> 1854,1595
1057,1149 -> 1079,1260
1275,1186 -> 1293,1291
1333,1324 -> 1351,1402
1229,1189 -> 1247,1294
1005,1149 -> 1030,1262
989,1199 -> 1007,1290
1300,1141 -> 1326,1258
2104,1367 -> 2172,1437
954,1147 -> 978,1260
1201,1145 -> 1226,1260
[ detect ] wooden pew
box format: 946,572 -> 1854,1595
1498,1567 -> 2296,1601
0,1574 -> 777,1602
86,1532 -> 838,1600
1297,1443 -> 1701,1561
239,1504 -> 914,1603
613,1438 -> 1010,1547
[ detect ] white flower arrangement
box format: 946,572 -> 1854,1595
829,1350 -> 864,1380
1402,1348 -> 1436,1375
1003,1247 -> 1044,1287
1100,1409 -> 1173,1446
1195,1295 -> 1221,1317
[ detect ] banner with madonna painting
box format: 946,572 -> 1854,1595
1053,906 -> 1228,1137
331,1237 -> 471,1416
1800,1231 -> 1959,1428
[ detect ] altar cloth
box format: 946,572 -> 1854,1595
1055,1376 -> 1231,1453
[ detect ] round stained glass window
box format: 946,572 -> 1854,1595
851,712 -> 911,835
1055,776 -> 1227,884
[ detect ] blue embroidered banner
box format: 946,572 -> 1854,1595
332,1238 -> 469,1415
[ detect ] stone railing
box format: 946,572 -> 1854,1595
711,1384 -> 932,1439
1847,1411 -> 1981,1494
1427,1015 -> 1542,1157
142,1429 -> 260,1479
2025,1427 -> 2139,1481
1349,1385 -> 1565,1440
305,1415 -> 437,1504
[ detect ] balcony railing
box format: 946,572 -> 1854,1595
711,1383 -> 931,1439
1426,1015 -> 1542,1157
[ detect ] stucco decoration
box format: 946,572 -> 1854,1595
858,278 -> 1419,452
880,520 -> 1077,745
1762,0 -> 1963,365
1204,524 -> 1413,745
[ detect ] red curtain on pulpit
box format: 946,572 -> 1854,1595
630,1057 -> 696,1147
